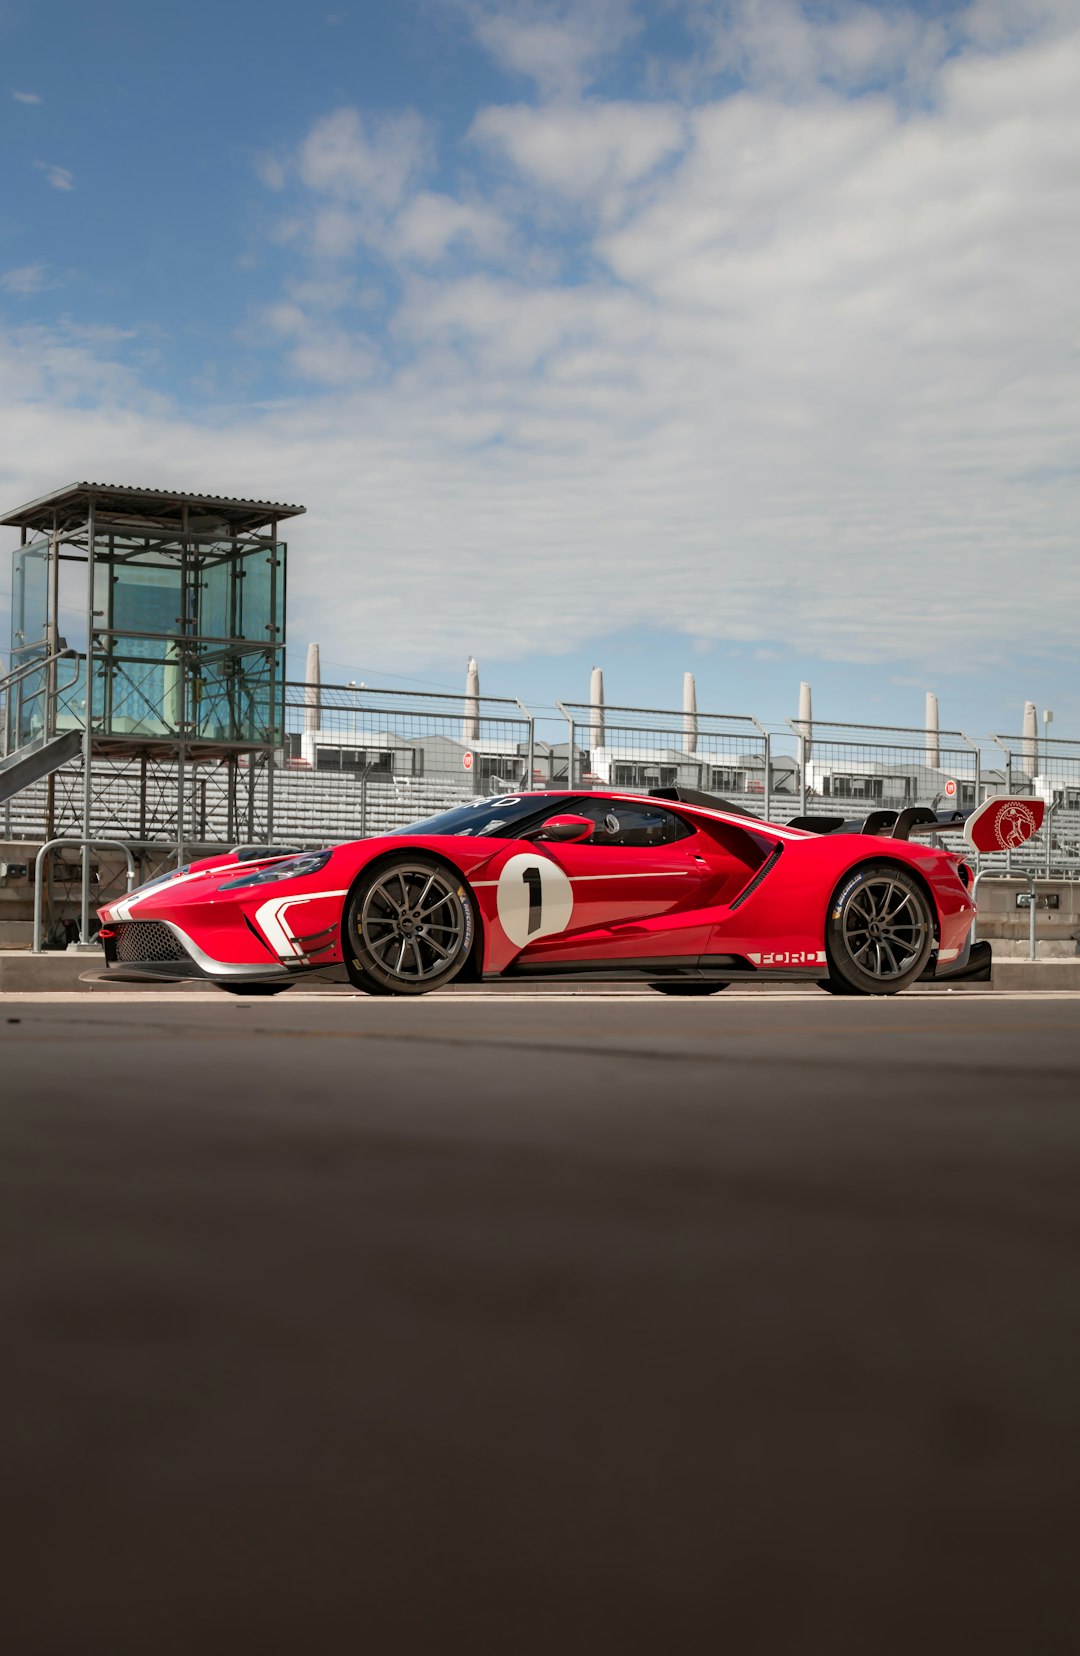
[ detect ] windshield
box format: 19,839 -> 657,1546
388,795 -> 559,839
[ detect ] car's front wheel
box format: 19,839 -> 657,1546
344,857 -> 474,995
822,862 -> 935,995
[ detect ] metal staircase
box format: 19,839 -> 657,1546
0,729 -> 84,807
0,648 -> 81,808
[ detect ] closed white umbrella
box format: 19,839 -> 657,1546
1022,701 -> 1038,777
304,642 -> 321,736
683,672 -> 698,755
925,691 -> 940,770
589,666 -> 604,753
463,656 -> 480,744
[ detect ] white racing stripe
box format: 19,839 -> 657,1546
254,890 -> 349,958
107,862 -> 240,921
471,871 -> 689,888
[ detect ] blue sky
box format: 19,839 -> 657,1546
1,0 -> 1077,738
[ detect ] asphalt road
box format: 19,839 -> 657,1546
2,988 -> 1080,1655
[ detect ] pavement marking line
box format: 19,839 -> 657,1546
1,989 -> 1080,1007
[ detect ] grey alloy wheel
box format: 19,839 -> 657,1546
345,858 -> 474,995
823,863 -> 934,996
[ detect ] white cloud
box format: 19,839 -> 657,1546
11,89 -> 42,104
36,162 -> 74,191
391,192 -> 509,262
1,264 -> 48,295
298,106 -> 430,210
2,4 -> 1079,702
259,299 -> 379,385
470,100 -> 688,203
463,0 -> 641,99
255,154 -> 287,191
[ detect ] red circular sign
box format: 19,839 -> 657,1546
462,750 -> 473,771
944,778 -> 957,798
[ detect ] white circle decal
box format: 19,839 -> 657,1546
496,853 -> 574,949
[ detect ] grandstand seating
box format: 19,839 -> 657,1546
3,761 -> 1077,871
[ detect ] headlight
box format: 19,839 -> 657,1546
218,850 -> 333,891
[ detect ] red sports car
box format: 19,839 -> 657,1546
96,788 -> 1039,997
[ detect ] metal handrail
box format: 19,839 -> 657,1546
32,838 -> 136,955
970,868 -> 1039,961
1,650 -> 83,768
0,642 -> 77,695
0,646 -> 78,699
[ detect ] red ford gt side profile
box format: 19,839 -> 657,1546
95,788 -> 1042,998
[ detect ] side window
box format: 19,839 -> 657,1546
573,800 -> 693,848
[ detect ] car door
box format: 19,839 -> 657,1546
513,798 -> 714,965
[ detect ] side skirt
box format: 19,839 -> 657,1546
493,955 -> 823,985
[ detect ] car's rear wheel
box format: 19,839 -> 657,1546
649,981 -> 730,996
823,862 -> 935,996
344,857 -> 474,996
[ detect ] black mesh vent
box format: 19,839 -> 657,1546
114,921 -> 190,964
729,841 -> 784,910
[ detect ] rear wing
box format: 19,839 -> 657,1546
786,796 -> 1045,851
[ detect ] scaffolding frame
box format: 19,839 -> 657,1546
2,482 -> 304,940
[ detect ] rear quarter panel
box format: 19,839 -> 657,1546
706,833 -> 972,967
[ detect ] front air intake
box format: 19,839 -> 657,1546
113,921 -> 190,964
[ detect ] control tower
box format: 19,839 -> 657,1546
1,481 -> 304,938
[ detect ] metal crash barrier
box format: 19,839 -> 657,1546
32,838 -> 136,955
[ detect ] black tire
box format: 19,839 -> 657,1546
217,982 -> 294,996
344,856 -> 474,996
816,979 -> 860,996
823,862 -> 935,996
649,981 -> 730,996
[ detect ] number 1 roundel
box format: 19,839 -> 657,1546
495,853 -> 574,948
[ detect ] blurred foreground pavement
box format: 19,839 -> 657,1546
1,990 -> 1079,1655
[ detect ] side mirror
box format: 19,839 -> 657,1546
535,814 -> 595,843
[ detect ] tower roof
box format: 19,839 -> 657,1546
1,481 -> 305,535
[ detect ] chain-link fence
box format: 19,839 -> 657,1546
5,679 -> 1080,877
554,701 -> 783,819
985,733 -> 1080,876
793,719 -> 983,816
276,681 -> 536,841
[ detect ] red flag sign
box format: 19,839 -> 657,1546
964,796 -> 1045,853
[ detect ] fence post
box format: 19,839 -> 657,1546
79,495 -> 96,944
751,718 -> 770,823
514,700 -> 536,793
556,701 -> 575,788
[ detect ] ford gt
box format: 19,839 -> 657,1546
95,788 -> 1042,997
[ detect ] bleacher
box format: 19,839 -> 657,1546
4,760 -> 1078,875
1,763 -> 479,848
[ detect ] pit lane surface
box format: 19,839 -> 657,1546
2,988 -> 1080,1655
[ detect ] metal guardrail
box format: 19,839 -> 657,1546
4,688 -> 1080,889
31,837 -> 136,954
